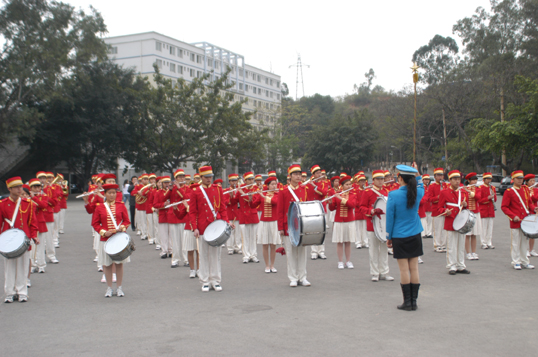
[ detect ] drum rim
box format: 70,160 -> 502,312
104,232 -> 131,255
287,201 -> 327,246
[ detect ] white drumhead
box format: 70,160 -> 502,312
373,197 -> 387,242
204,220 -> 227,241
105,233 -> 131,255
453,210 -> 469,231
0,229 -> 27,253
522,215 -> 538,234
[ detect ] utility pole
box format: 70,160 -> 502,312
289,54 -> 310,100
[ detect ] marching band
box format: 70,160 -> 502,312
1,164 -> 537,310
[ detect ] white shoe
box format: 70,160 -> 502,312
530,250 -> 538,257
265,268 -> 271,273
27,279 -> 31,288
290,281 -> 298,287
481,244 -> 488,249
514,264 -> 522,270
97,266 -> 103,272
345,261 -> 354,269
59,230 -> 64,234
356,243 -> 362,249
155,245 -> 161,250
251,257 -> 260,263
54,244 -> 60,248
136,230 -> 141,235
112,273 -> 117,283
189,270 -> 196,278
116,286 -> 124,297
472,253 -> 479,260
50,258 -> 59,264
38,267 -> 45,273
522,264 -> 535,269
466,253 -> 473,260
4,296 -> 13,303
101,274 -> 106,283
93,256 -> 98,262
371,275 -> 379,282
380,274 -> 394,281
299,279 -> 311,286
213,284 -> 222,292
105,287 -> 113,297
271,268 -> 277,273
243,258 -> 249,264
488,245 -> 495,249
311,254 -> 318,260
19,296 -> 28,303
338,262 -> 344,269
418,257 -> 423,264
364,244 -> 369,248
228,251 -> 234,255
319,253 -> 327,259
148,239 -> 154,245
388,248 -> 393,255
201,284 -> 210,292
31,267 -> 37,273
183,262 -> 190,266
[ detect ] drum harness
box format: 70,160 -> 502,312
511,187 -> 529,216
200,186 -> 218,220
3,197 -> 21,228
447,189 -> 463,213
104,202 -> 133,250
288,185 -> 300,202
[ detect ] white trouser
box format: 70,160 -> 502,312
169,223 -> 184,264
241,223 -> 258,260
367,231 -> 389,276
59,208 -> 66,231
433,215 -> 447,249
135,209 -> 140,230
44,222 -> 56,260
35,232 -> 47,269
198,237 -> 221,285
147,211 -> 154,242
425,212 -> 433,236
4,250 -> 29,297
282,235 -> 307,283
137,210 -> 147,238
481,217 -> 494,247
510,228 -> 530,266
420,217 -> 427,237
181,230 -> 189,262
310,242 -> 325,255
153,212 -> 160,244
355,220 -> 368,246
159,223 -> 171,255
52,212 -> 60,245
226,223 -> 241,252
446,230 -> 466,270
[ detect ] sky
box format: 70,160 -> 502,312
66,0 -> 491,98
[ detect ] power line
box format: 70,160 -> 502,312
289,54 -> 310,100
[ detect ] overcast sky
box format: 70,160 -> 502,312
66,0 -> 490,98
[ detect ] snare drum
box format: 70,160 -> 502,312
521,215 -> 538,239
373,197 -> 388,243
204,220 -> 232,246
0,228 -> 30,259
104,232 -> 134,261
287,201 -> 326,247
452,210 -> 476,235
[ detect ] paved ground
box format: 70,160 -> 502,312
0,197 -> 537,356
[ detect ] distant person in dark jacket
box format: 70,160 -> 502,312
128,176 -> 138,231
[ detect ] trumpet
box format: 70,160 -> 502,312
51,174 -> 62,185
76,189 -> 104,198
62,180 -> 69,194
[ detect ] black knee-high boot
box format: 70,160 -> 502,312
410,283 -> 420,311
397,283 -> 412,311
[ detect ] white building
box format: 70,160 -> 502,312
104,32 -> 282,182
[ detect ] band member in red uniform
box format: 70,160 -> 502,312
421,174 -> 433,238
1,177 -> 39,303
39,171 -> 59,264
167,169 -> 189,267
46,172 -> 62,248
91,183 -> 130,297
268,171 -> 283,190
235,172 -> 260,264
524,174 -> 538,257
425,168 -> 448,252
464,172 -> 482,261
330,175 -> 357,269
501,170 -> 537,270
360,170 -> 393,282
255,174 -> 263,219
189,166 -> 233,292
306,165 -> 329,260
278,164 -> 311,287
478,172 -> 497,250
153,176 -> 172,259
354,174 -> 369,249
327,176 -> 340,228
142,173 -> 157,245
57,173 -> 68,234
131,174 -> 149,240
29,179 -> 49,273
224,173 -> 241,255
438,170 -> 470,275
252,177 -> 280,273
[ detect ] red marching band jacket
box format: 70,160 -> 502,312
478,184 -> 497,218
91,201 -> 130,241
0,197 -> 39,248
501,186 -> 537,229
189,184 -> 229,235
425,181 -> 449,217
277,184 -> 308,236
234,185 -> 260,225
359,187 -> 389,232
438,187 -> 469,231
251,191 -> 279,222
31,194 -> 49,233
329,190 -> 356,222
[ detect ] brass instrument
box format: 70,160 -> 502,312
62,180 -> 69,195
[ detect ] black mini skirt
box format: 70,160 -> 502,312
392,233 -> 423,259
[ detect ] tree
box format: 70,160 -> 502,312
124,66 -> 265,176
0,0 -> 107,144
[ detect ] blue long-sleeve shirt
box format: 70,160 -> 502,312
385,178 -> 424,240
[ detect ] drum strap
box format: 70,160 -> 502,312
200,186 -> 217,220
104,202 -> 119,230
371,188 -> 385,198
512,187 -> 529,215
4,197 -> 21,228
287,185 -> 300,202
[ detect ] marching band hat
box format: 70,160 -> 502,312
288,165 -> 301,175
482,172 -> 493,179
102,183 -> 119,191
148,173 -> 157,179
140,173 -> 149,179
160,176 -> 171,182
265,177 -> 277,185
372,170 -> 385,179
465,172 -> 478,181
340,172 -> 347,178
101,173 -> 117,182
511,170 -> 524,179
524,173 -> 535,181
243,171 -> 254,180
255,174 -> 262,181
228,173 -> 239,181
22,184 -> 30,192
199,166 -> 214,177
46,172 -> 54,177
448,170 -> 461,179
301,172 -> 307,177
57,173 -> 64,179
214,178 -> 223,185
422,174 -> 431,180
193,173 -> 200,179
174,169 -> 185,178
36,171 -> 47,178
396,164 -> 418,176
185,174 -> 192,179
6,176 -> 23,188
310,165 -> 321,174
286,175 -> 290,179
340,175 -> 352,185
268,170 -> 277,177
96,174 -> 104,183
321,169 -> 326,174
384,170 -> 391,176
29,178 -> 42,187
434,167 -> 444,175
330,176 -> 340,182
357,174 -> 366,181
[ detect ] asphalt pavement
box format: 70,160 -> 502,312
0,198 -> 536,356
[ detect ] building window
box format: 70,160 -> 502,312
252,86 -> 256,94
155,59 -> 162,68
240,96 -> 244,101
170,63 -> 176,72
258,101 -> 262,108
270,79 -> 273,86
178,48 -> 183,58
253,100 -> 257,106
197,70 -> 202,78
190,53 -> 195,62
239,68 -> 243,77
196,55 -> 202,64
257,75 -> 261,82
277,81 -> 280,87
266,90 -> 269,97
266,103 -> 269,109
258,88 -> 261,94
178,66 -> 183,74
215,61 -> 219,69
156,41 -> 162,51
265,78 -> 268,84
239,83 -> 243,90
277,94 -> 281,100
172,79 -> 176,87
190,68 -> 195,77
108,46 -> 118,54
270,104 -> 274,109
270,92 -> 273,98
170,46 -> 175,55
207,58 -> 213,67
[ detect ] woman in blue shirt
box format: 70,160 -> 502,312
386,164 -> 424,311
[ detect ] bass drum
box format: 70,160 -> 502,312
373,196 -> 388,243
204,219 -> 232,246
0,228 -> 30,259
105,232 -> 135,261
288,201 -> 326,247
521,215 -> 538,239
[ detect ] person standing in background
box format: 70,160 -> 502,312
128,176 -> 137,232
